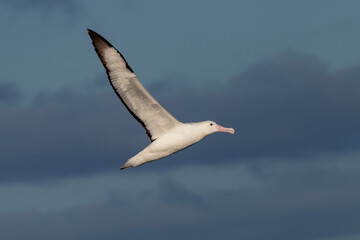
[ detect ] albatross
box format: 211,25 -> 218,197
88,29 -> 235,170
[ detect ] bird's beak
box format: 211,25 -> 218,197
217,124 -> 235,134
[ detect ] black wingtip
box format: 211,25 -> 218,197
87,28 -> 97,34
87,29 -> 101,39
87,29 -> 134,73
87,29 -> 108,45
87,28 -> 95,36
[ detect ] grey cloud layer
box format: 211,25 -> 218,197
1,51 -> 360,181
162,51 -> 360,160
0,82 -> 20,103
227,51 -> 360,157
1,158 -> 360,240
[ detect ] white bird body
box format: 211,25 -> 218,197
123,122 -> 214,168
88,29 -> 234,170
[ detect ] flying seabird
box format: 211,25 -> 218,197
88,29 -> 235,170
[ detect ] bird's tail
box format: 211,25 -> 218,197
120,161 -> 133,170
120,157 -> 136,170
120,154 -> 145,170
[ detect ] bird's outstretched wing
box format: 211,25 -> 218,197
88,29 -> 179,141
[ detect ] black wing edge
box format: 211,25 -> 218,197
87,29 -> 134,73
87,28 -> 153,141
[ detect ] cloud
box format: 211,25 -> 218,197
1,157 -> 360,240
0,88 -> 146,182
1,51 -> 360,182
0,82 -> 20,103
177,50 -> 360,160
242,51 -> 360,155
158,176 -> 203,205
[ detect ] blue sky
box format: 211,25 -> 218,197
1,0 -> 360,239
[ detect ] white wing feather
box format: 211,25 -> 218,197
88,29 -> 180,141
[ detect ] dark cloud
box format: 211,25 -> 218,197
168,50 -> 360,161
0,82 -> 20,103
1,161 -> 360,240
158,177 -> 203,205
229,51 -> 360,158
1,51 -> 360,182
0,88 -> 148,182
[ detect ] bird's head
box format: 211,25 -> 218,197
200,120 -> 235,136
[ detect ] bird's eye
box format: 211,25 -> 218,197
210,123 -> 213,126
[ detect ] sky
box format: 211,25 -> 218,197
1,0 -> 360,239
